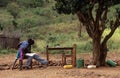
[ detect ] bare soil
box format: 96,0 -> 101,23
0,52 -> 120,78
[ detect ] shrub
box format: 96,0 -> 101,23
108,40 -> 120,51
17,0 -> 44,8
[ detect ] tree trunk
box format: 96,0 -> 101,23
92,37 -> 101,66
92,37 -> 107,66
99,44 -> 107,66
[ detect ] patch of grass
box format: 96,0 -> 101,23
0,48 -> 16,55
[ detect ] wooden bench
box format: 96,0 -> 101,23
46,44 -> 76,67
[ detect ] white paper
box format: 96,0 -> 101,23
25,53 -> 36,56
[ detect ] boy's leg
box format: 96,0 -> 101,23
13,50 -> 20,69
12,59 -> 18,70
16,50 -> 20,59
33,54 -> 48,65
25,56 -> 33,68
19,60 -> 23,70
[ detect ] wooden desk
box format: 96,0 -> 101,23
46,44 -> 76,67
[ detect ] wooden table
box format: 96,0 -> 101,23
46,44 -> 76,67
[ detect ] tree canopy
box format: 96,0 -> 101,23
55,0 -> 120,14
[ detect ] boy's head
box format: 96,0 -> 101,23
28,38 -> 34,45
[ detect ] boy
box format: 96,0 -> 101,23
15,38 -> 48,69
16,38 -> 34,60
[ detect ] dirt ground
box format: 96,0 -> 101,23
0,52 -> 120,78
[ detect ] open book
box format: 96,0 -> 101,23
25,53 -> 36,56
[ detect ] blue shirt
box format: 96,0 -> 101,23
16,41 -> 29,59
19,41 -> 29,49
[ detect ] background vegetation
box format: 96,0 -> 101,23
0,0 -> 120,55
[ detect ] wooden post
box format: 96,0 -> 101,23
62,53 -> 65,66
46,45 -> 49,61
72,44 -> 76,67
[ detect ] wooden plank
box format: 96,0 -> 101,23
47,47 -> 73,50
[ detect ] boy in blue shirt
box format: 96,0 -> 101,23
16,39 -> 34,60
12,39 -> 48,70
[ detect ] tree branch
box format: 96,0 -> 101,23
77,12 -> 86,24
102,17 -> 120,45
94,2 -> 104,33
88,3 -> 95,23
100,7 -> 108,34
77,12 -> 95,38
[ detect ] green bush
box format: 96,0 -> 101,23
17,0 -> 44,8
77,41 -> 92,53
0,11 -> 13,31
84,41 -> 92,51
108,40 -> 120,51
0,48 -> 16,55
0,0 -> 10,7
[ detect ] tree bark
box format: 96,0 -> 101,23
99,44 -> 107,66
92,36 -> 108,66
92,36 -> 101,66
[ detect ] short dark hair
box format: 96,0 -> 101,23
28,38 -> 34,45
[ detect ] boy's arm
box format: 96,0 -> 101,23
17,42 -> 22,48
20,48 -> 24,60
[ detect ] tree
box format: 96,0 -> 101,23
55,0 -> 120,66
